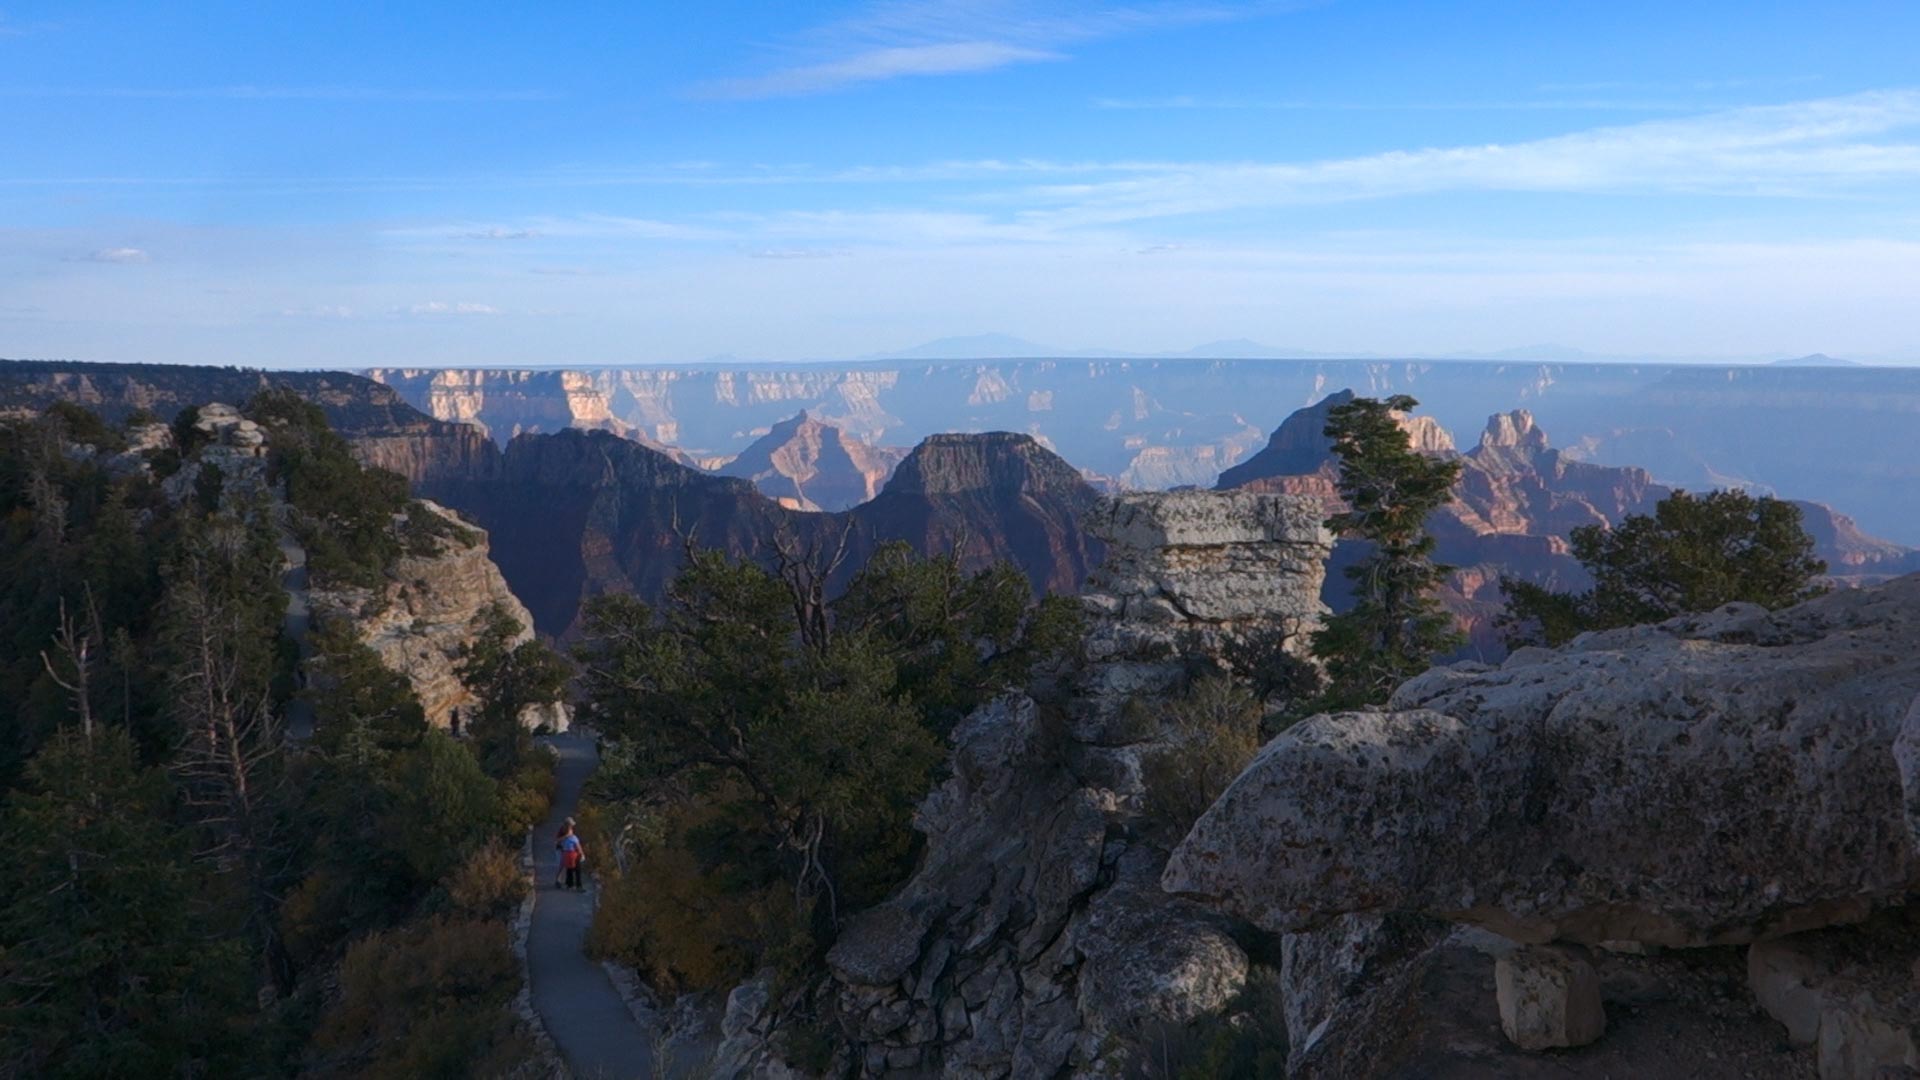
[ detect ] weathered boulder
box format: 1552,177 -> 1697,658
1749,909 -> 1920,1080
1166,578 -> 1920,948
1496,946 -> 1607,1050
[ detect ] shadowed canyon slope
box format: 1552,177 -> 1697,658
367,359 -> 1920,544
417,427 -> 1102,639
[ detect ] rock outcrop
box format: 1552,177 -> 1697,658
310,500 -> 544,730
1166,578 -> 1920,950
718,411 -> 905,512
779,490 -> 1330,1077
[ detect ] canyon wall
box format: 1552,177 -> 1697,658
366,359 -> 1920,544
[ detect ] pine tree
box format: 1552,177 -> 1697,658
1311,395 -> 1463,708
0,726 -> 255,1077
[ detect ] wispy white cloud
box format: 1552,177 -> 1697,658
87,247 -> 150,263
696,1 -> 1272,99
463,227 -> 540,240
1013,90 -> 1920,228
747,247 -> 845,259
280,304 -> 355,319
699,42 -> 1063,99
407,301 -> 499,316
1092,95 -> 1702,113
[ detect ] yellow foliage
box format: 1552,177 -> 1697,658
447,839 -> 528,919
585,794 -> 813,995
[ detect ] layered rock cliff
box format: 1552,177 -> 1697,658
365,360 -> 1920,546
714,491 -> 1331,1077
0,359 -> 497,487
717,410 -> 905,511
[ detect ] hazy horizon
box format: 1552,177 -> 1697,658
4,2 -> 1919,367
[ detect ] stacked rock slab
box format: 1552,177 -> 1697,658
704,491 -> 1331,1079
1076,491 -> 1330,736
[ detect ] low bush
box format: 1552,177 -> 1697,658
1140,675 -> 1263,839
587,791 -> 814,995
311,915 -> 529,1079
447,840 -> 527,919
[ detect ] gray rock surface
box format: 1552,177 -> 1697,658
1166,579 -> 1920,948
1497,946 -> 1607,1050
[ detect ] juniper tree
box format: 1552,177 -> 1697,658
1501,488 -> 1827,647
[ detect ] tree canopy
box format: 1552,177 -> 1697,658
1502,488 -> 1827,647
1309,395 -> 1463,709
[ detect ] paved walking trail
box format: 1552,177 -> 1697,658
530,730 -> 658,1080
277,528 -> 316,742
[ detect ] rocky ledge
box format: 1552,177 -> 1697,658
1167,574 -> 1920,1078
311,501 -> 555,730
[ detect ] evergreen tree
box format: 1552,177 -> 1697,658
1502,488 -> 1828,647
454,603 -> 570,778
1310,395 -> 1463,708
0,726 -> 255,1078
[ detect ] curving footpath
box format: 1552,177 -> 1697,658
529,730 -> 656,1080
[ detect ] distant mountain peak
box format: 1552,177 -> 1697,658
1772,353 -> 1859,367
720,409 -> 902,511
883,431 -> 1088,498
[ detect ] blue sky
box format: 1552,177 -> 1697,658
3,1 -> 1919,366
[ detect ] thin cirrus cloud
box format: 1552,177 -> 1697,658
1009,90 -> 1920,229
407,301 -> 499,316
88,247 -> 151,263
696,42 -> 1062,99
412,89 -> 1920,251
694,1 -> 1271,99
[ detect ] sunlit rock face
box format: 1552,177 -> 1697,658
717,410 -> 905,512
1221,392 -> 1920,659
310,501 -> 540,730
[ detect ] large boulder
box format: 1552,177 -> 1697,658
1165,578 -> 1920,948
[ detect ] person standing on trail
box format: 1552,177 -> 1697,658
556,818 -> 585,891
